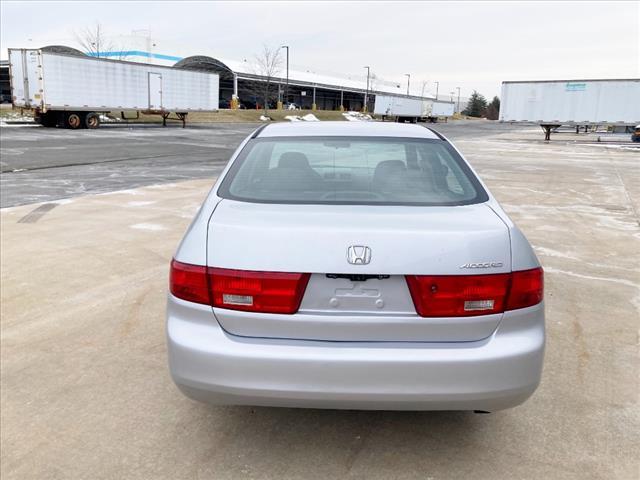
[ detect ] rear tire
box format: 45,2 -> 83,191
65,112 -> 82,129
84,112 -> 100,129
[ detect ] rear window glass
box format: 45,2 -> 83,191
218,136 -> 487,206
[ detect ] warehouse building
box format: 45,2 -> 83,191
0,45 -> 435,111
172,55 -> 416,111
103,48 -> 433,111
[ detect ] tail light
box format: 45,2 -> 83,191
406,268 -> 543,317
170,260 -> 310,314
208,268 -> 310,314
170,260 -> 210,305
505,268 -> 544,311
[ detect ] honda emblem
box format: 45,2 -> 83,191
347,245 -> 372,265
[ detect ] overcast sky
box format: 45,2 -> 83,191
1,1 -> 638,98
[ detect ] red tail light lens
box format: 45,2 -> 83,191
406,273 -> 511,317
406,268 -> 543,317
209,268 -> 310,314
170,260 -> 310,314
506,268 -> 544,311
170,259 -> 210,305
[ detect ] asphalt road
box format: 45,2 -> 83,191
1,121 -> 639,479
0,123 -> 258,207
0,120 -> 554,207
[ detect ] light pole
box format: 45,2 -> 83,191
363,65 -> 370,112
434,81 -> 439,100
281,45 -> 289,105
405,73 -> 410,96
421,80 -> 428,98
456,86 -> 461,113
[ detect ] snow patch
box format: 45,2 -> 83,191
285,113 -> 320,122
130,223 -> 166,231
50,198 -> 74,205
98,188 -> 143,196
0,111 -> 35,123
0,121 -> 40,128
260,115 -> 271,122
342,111 -> 372,122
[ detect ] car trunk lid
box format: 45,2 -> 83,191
207,199 -> 511,342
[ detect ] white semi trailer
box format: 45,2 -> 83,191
8,48 -> 219,128
500,79 -> 640,140
425,100 -> 455,119
373,95 -> 454,123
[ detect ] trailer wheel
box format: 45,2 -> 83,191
84,112 -> 100,129
65,112 -> 82,129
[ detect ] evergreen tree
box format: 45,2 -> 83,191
485,96 -> 501,120
462,91 -> 488,117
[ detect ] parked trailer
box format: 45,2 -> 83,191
8,48 -> 219,128
499,79 -> 640,140
424,100 -> 455,120
374,95 -> 454,123
374,95 -> 423,122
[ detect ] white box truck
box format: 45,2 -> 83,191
500,79 -> 640,139
374,95 -> 454,123
8,48 -> 219,128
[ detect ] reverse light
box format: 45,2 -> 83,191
406,268 -> 543,317
222,294 -> 253,306
464,299 -> 495,311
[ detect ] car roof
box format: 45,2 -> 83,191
256,121 -> 442,139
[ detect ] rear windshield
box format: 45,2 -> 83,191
218,136 -> 488,206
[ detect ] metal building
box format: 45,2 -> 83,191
3,44 -> 436,111
82,47 -> 432,111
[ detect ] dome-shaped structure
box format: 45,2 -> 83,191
174,56 -> 234,80
40,45 -> 86,57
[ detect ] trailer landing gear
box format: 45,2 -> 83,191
540,124 -> 560,141
36,111 -> 57,128
161,112 -> 188,128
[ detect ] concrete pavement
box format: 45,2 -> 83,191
1,123 -> 638,479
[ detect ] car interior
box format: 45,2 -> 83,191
227,140 -> 477,203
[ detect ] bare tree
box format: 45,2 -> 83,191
75,22 -> 129,60
252,45 -> 282,116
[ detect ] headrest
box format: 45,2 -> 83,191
278,152 -> 310,168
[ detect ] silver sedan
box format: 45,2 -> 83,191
167,121 -> 544,411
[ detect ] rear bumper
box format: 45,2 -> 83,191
167,295 -> 545,411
